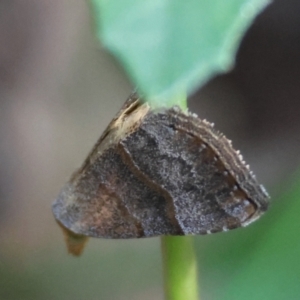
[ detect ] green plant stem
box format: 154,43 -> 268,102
160,94 -> 199,300
161,236 -> 199,300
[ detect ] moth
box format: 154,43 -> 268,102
52,93 -> 269,255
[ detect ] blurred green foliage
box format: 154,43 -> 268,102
91,0 -> 269,105
197,172 -> 300,300
0,240 -> 163,300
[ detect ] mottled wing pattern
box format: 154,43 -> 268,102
120,108 -> 269,235
52,94 -> 269,244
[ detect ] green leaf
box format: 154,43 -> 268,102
90,0 -> 270,106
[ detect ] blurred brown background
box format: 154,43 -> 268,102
0,1 -> 300,299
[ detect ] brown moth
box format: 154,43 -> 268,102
52,93 -> 269,255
